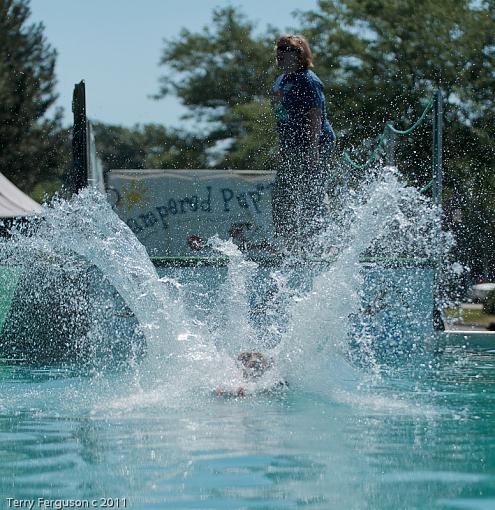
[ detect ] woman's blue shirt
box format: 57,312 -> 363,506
271,69 -> 335,151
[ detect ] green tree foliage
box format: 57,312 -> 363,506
92,123 -> 210,171
157,1 -> 495,279
0,0 -> 68,194
157,6 -> 279,167
300,0 -> 495,279
220,100 -> 278,170
157,7 -> 276,114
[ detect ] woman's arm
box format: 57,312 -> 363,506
308,107 -> 322,148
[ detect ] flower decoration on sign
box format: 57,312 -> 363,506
120,179 -> 150,213
187,235 -> 204,251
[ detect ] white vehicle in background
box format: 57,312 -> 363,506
469,283 -> 495,303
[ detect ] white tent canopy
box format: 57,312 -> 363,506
0,173 -> 42,218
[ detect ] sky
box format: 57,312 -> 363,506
29,0 -> 318,128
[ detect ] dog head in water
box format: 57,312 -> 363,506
237,352 -> 273,380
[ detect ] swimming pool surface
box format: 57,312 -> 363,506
1,337 -> 494,510
0,177 -> 491,509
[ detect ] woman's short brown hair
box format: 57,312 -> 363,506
275,34 -> 314,69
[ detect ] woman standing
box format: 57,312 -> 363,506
271,34 -> 336,253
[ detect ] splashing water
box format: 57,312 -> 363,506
0,166 -> 452,403
267,167 -> 442,392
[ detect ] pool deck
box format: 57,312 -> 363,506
441,302 -> 495,348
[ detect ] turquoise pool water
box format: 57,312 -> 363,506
1,338 -> 494,510
0,175 -> 491,509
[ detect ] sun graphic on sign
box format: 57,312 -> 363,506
120,179 -> 150,213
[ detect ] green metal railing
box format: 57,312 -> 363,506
342,90 -> 444,205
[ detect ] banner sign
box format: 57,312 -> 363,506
106,169 -> 278,257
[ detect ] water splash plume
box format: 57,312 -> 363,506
0,165 -> 453,406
